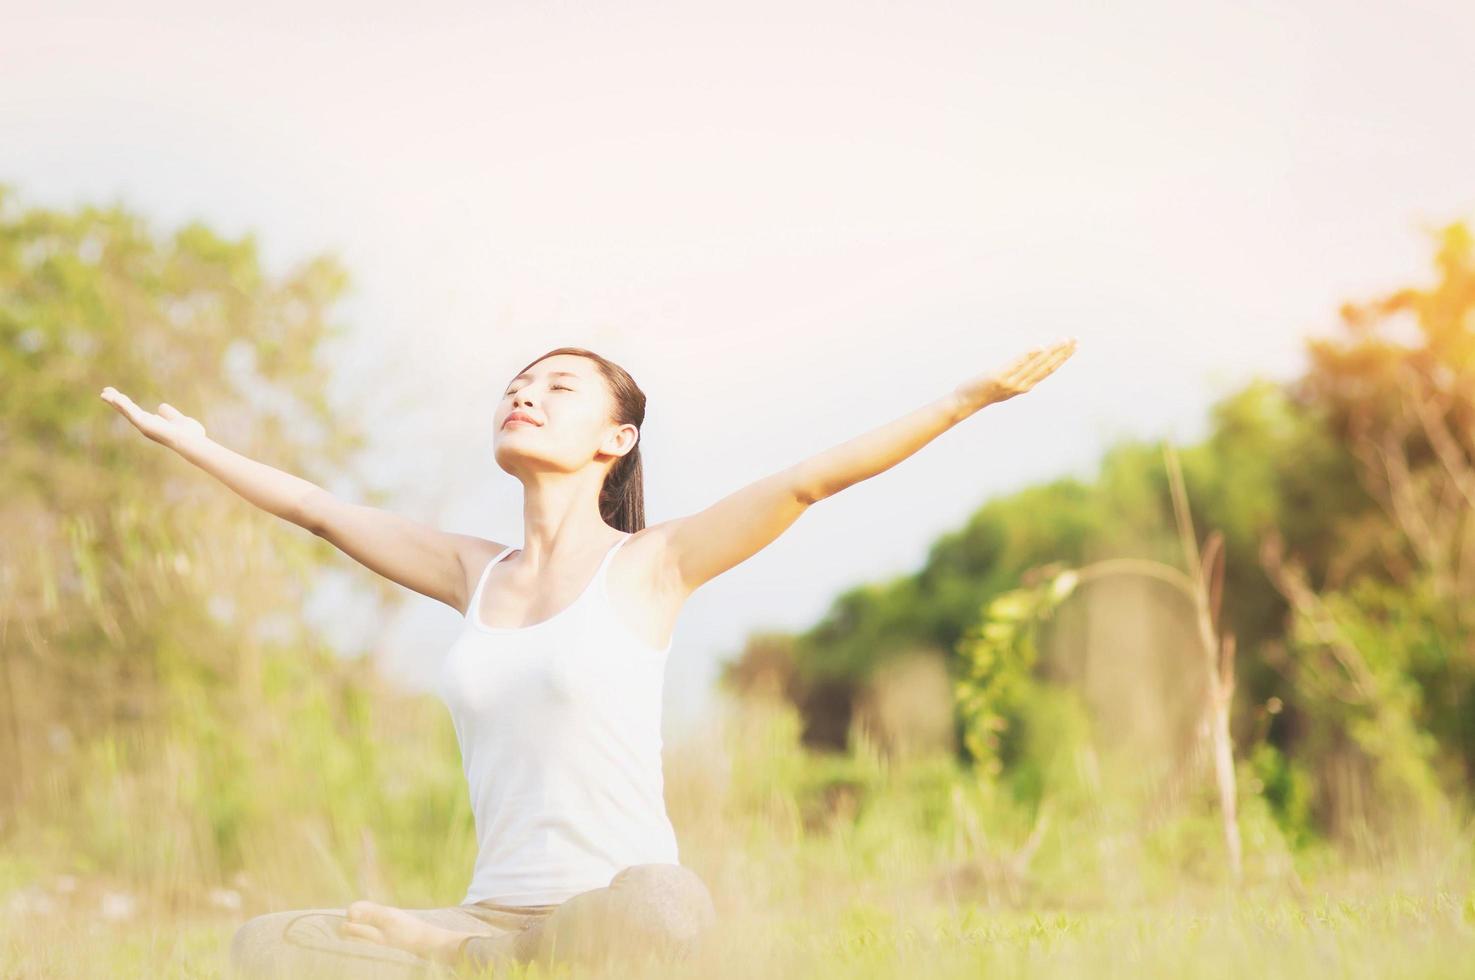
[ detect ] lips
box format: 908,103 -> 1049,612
503,412 -> 540,429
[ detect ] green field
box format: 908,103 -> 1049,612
2,694 -> 1470,978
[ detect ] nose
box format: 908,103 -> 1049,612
503,394 -> 536,428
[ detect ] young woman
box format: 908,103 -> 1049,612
100,338 -> 1076,976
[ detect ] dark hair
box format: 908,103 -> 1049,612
512,347 -> 648,532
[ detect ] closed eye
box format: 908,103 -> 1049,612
506,384 -> 573,396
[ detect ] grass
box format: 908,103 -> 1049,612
1,692 -> 1472,978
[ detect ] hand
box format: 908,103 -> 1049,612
954,338 -> 1077,415
100,386 -> 208,450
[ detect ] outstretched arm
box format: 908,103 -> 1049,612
99,387 -> 492,611
651,339 -> 1078,594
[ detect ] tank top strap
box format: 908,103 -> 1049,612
577,533 -> 632,623
466,544 -> 517,621
595,533 -> 633,582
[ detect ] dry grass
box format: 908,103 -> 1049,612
1,694 -> 1472,978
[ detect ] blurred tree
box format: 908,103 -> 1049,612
720,216 -> 1474,846
0,182 -> 395,873
1263,221 -> 1475,838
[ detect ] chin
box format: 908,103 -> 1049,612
494,444 -> 551,470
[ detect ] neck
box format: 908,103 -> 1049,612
514,467 -> 621,565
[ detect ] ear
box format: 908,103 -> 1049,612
603,421 -> 639,459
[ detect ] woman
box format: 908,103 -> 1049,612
100,339 -> 1076,976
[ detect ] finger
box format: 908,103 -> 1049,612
111,390 -> 144,414
1011,351 -> 1049,379
1055,340 -> 1078,361
1025,350 -> 1069,382
997,344 -> 1059,388
1000,348 -> 1039,373
1002,352 -> 1040,380
1024,344 -> 1060,368
1019,358 -> 1062,388
1022,351 -> 1055,376
159,403 -> 183,420
1008,349 -> 1063,389
1026,344 -> 1074,381
1003,360 -> 1036,387
103,391 -> 142,422
1044,341 -> 1075,365
109,393 -> 164,431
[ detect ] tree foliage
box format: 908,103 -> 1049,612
0,183 -> 404,876
728,220 -> 1475,845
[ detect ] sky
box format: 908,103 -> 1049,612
5,0 -> 1473,743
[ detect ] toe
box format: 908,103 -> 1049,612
340,920 -> 386,944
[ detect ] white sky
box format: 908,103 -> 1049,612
6,0 -> 1473,742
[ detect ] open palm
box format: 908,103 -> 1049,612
957,337 -> 1077,411
100,386 -> 206,449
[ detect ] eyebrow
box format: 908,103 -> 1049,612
509,370 -> 581,385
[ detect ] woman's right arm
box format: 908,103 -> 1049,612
100,387 -> 495,612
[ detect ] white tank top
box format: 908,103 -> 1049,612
434,532 -> 680,907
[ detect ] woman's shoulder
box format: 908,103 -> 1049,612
452,534 -> 518,612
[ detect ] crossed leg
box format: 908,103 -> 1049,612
341,863 -> 718,974
229,902 -> 505,979
485,863 -> 717,970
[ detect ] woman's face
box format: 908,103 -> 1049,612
493,353 -> 633,474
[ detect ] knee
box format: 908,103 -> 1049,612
227,908 -> 337,978
228,912 -> 284,978
607,863 -> 717,957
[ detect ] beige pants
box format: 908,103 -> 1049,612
228,863 -> 716,978
228,898 -> 554,979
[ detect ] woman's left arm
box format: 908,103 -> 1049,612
652,338 -> 1077,594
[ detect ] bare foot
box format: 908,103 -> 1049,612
338,900 -> 477,965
